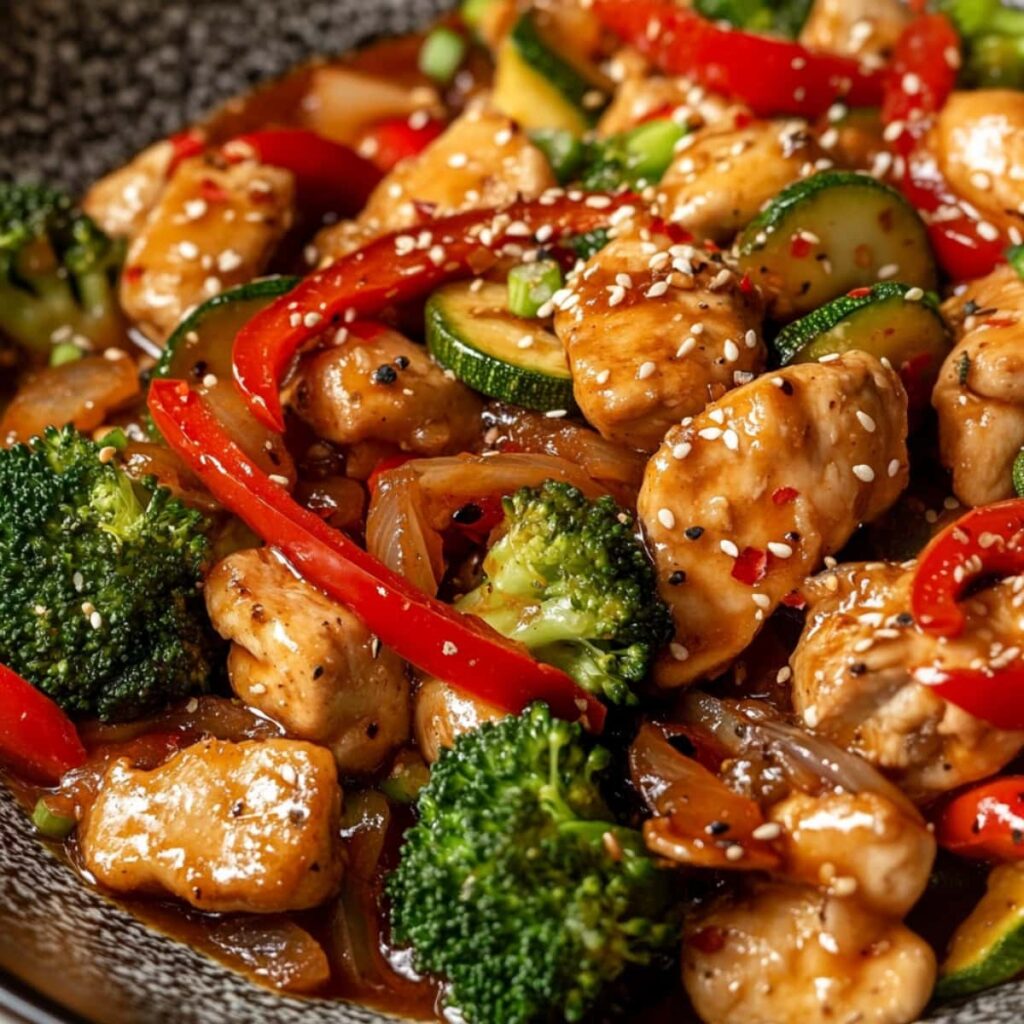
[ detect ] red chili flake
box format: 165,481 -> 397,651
898,351 -> 934,411
781,590 -> 807,609
790,235 -> 813,259
733,110 -> 753,129
731,546 -> 767,586
200,178 -> 230,204
771,486 -> 799,505
703,238 -> 721,254
661,221 -> 694,245
847,286 -> 873,298
984,317 -> 1016,328
121,265 -> 144,283
690,926 -> 727,954
738,272 -> 754,294
167,129 -> 206,177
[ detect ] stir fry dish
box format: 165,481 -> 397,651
8,0 -> 1024,1020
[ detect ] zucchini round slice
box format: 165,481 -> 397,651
937,862 -> 1024,1000
493,12 -> 606,135
737,170 -> 937,320
773,282 -> 951,404
426,281 -> 574,411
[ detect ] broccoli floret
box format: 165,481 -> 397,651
940,0 -> 1024,88
0,182 -> 124,359
456,481 -> 672,705
693,0 -> 813,37
0,426 -> 219,720
388,703 -> 680,1024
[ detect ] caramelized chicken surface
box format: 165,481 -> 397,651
640,352 -> 908,687
554,229 -> 765,451
205,547 -> 410,775
798,0 -> 910,63
81,738 -> 344,913
934,263 -> 1024,507
791,560 -> 1024,800
413,677 -> 507,764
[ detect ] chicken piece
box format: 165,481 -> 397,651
205,548 -> 410,776
413,677 -> 507,764
314,106 -> 554,264
798,0 -> 910,65
767,790 -> 935,917
682,882 -> 935,1024
119,156 -> 295,342
639,352 -> 908,687
81,738 -> 343,913
931,91 -> 1024,237
790,561 -> 1024,800
933,263 -> 1024,507
82,136 -> 178,239
597,75 -> 737,137
658,119 -> 824,244
554,230 -> 765,451
286,325 -> 483,456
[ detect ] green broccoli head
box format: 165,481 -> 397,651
0,182 -> 124,359
387,703 -> 680,1024
456,481 -> 672,705
0,426 -> 220,720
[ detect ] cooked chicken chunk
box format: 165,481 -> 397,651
554,230 -> 765,451
659,118 -> 824,243
597,76 -> 736,137
81,738 -> 343,913
287,325 -> 482,455
413,677 -> 507,764
799,0 -> 909,64
791,561 -> 1024,800
205,548 -> 410,775
932,91 -> 1024,237
639,352 -> 908,687
315,106 -> 554,263
767,790 -> 935,917
120,156 -> 295,342
933,264 -> 1024,507
83,136 -> 181,239
682,882 -> 935,1024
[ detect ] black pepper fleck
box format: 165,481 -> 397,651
372,364 -> 398,385
668,570 -> 687,585
685,526 -> 705,540
452,503 -> 483,525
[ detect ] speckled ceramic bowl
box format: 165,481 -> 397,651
0,2 -> 1021,1022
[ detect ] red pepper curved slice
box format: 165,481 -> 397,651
914,663 -> 1024,732
222,128 -> 382,217
0,663 -> 86,784
232,192 -> 639,431
167,129 -> 207,176
937,776 -> 1024,860
911,499 -> 1024,637
148,380 -> 606,733
360,116 -> 446,173
590,0 -> 883,118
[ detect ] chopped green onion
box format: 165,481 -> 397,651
98,426 -> 129,451
1008,244 -> 1024,281
623,119 -> 688,184
50,342 -> 84,367
32,798 -> 75,839
461,0 -> 496,30
1014,448 -> 1024,498
570,229 -> 611,262
419,27 -> 467,85
529,129 -> 585,185
380,757 -> 430,805
508,260 -> 564,318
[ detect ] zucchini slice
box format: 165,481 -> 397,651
737,170 -> 937,320
426,281 -> 574,411
937,862 -> 1024,1000
773,282 -> 951,403
493,12 -> 606,135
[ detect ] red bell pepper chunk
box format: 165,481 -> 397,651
0,663 -> 86,785
590,0 -> 883,118
167,129 -> 207,176
360,116 -> 446,173
221,128 -> 382,217
148,380 -> 606,733
911,499 -> 1024,637
232,192 -> 639,431
914,663 -> 1024,732
937,776 -> 1024,860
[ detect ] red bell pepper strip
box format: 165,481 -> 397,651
221,128 -> 382,217
911,499 -> 1024,637
914,663 -> 1024,732
937,776 -> 1024,860
0,663 -> 86,784
167,129 -> 207,176
148,380 -> 606,732
232,192 -> 639,431
590,0 -> 883,118
360,115 -> 446,173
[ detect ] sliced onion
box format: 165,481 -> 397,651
206,918 -> 330,994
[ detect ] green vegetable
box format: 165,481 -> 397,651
941,0 -> 1024,88
694,0 -> 813,37
0,426 -> 219,721
456,481 -> 673,705
570,228 -> 611,261
419,26 -> 467,84
461,0 -> 497,30
426,280 -> 574,411
507,260 -> 564,318
0,182 -> 124,359
580,119 -> 688,191
937,861 -> 1024,1000
388,703 -> 681,1024
1008,243 -> 1024,281
529,129 -> 586,184
49,341 -> 84,367
32,798 -> 76,839
958,351 -> 972,385
1014,449 -> 1024,498
380,752 -> 431,804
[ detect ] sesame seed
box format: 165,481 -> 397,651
637,360 -> 657,380
977,221 -> 1000,241
723,339 -> 740,362
545,409 -> 568,418
447,153 -> 469,168
596,369 -> 611,385
658,508 -> 676,529
904,287 -> 924,301
725,844 -> 745,862
98,445 -> 117,464
268,473 -> 289,487
856,410 -> 876,432
877,263 -> 899,280
852,464 -> 875,482
517,335 -> 535,349
832,876 -> 859,897
887,458 -> 901,477
670,642 -> 690,661
776,666 -> 792,683
723,429 -> 739,451
699,427 -> 723,440
709,408 -> 725,424
720,539 -> 740,558
202,373 -> 218,389
902,72 -> 921,95
677,337 -> 696,358
767,541 -> 793,559
752,594 -> 771,610
645,280 -> 670,298
970,171 -> 992,190
752,822 -> 783,841
89,611 -> 103,630
672,442 -> 692,460
744,328 -> 758,349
